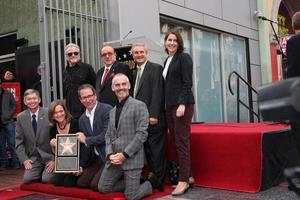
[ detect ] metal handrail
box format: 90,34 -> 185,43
228,71 -> 260,122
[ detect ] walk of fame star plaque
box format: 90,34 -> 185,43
55,134 -> 80,173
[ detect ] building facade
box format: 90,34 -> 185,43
0,0 -> 263,123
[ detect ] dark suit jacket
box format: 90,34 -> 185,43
164,52 -> 195,106
287,34 -> 300,78
133,61 -> 165,120
63,62 -> 97,119
96,61 -> 133,106
79,102 -> 112,165
105,97 -> 149,170
15,107 -> 52,164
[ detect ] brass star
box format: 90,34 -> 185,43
59,137 -> 76,155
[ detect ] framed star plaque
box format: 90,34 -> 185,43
55,134 -> 80,173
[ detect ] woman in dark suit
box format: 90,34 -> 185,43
48,99 -> 79,187
163,31 -> 195,196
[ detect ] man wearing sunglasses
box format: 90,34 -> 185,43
63,43 -> 96,119
95,45 -> 133,107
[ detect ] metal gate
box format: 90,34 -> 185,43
38,0 -> 107,106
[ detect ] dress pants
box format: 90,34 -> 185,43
166,104 -> 194,182
144,119 -> 167,181
23,157 -> 56,184
98,163 -> 152,200
77,158 -> 103,191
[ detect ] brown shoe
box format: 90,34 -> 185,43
171,181 -> 189,196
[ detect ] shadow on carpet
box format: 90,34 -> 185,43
19,183 -> 173,200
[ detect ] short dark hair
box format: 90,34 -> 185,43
78,84 -> 96,98
292,12 -> 300,30
164,31 -> 184,54
48,99 -> 72,126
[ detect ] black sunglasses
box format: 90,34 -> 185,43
67,52 -> 79,57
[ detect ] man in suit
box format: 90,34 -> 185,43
98,73 -> 163,200
15,89 -> 56,183
63,43 -> 96,119
131,44 -> 167,183
96,45 -> 133,106
76,84 -> 112,191
287,11 -> 300,155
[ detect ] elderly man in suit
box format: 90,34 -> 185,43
15,89 -> 55,183
76,84 -> 112,191
96,45 -> 133,107
131,44 -> 167,184
98,73 -> 163,200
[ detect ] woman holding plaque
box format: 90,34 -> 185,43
48,99 -> 79,187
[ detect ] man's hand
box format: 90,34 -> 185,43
109,153 -> 126,165
46,161 -> 55,173
176,104 -> 185,117
23,160 -> 33,170
76,132 -> 86,144
149,117 -> 158,125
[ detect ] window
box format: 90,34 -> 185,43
160,19 -> 249,122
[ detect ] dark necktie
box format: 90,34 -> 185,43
32,114 -> 37,135
101,68 -> 110,86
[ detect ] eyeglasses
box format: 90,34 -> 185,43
101,52 -> 114,57
67,52 -> 79,57
80,94 -> 95,101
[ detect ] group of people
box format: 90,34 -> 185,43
14,30 -> 195,199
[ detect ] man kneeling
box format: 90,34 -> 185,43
98,73 -> 163,200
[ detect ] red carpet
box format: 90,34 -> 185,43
11,122 -> 291,198
0,184 -> 35,200
168,122 -> 290,193
20,183 -> 173,200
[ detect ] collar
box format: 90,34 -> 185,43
136,60 -> 147,71
85,102 -> 98,118
30,108 -> 40,117
117,96 -> 129,108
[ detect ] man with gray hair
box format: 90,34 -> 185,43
131,43 -> 166,185
15,89 -> 56,183
63,43 -> 96,119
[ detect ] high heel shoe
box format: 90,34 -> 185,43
171,181 -> 190,196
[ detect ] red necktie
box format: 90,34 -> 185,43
101,68 -> 109,86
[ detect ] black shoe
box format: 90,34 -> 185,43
148,173 -> 164,192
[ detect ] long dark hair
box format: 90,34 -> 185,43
164,31 -> 184,54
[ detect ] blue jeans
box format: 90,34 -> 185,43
0,122 -> 19,166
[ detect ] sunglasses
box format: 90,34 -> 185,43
67,52 -> 79,57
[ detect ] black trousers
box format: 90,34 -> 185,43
144,118 -> 167,182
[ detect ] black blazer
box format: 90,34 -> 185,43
96,61 -> 133,106
79,102 -> 112,164
133,61 -> 165,119
287,34 -> 300,78
164,52 -> 195,106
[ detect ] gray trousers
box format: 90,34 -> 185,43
98,163 -> 152,200
23,159 -> 56,184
